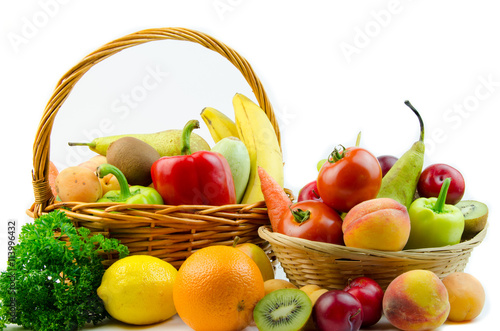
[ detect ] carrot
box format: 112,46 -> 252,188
258,166 -> 292,231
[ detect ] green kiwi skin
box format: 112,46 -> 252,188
455,200 -> 488,239
253,288 -> 313,331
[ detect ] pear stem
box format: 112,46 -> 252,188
404,100 -> 425,142
68,142 -> 96,147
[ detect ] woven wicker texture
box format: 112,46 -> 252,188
28,27 -> 281,268
259,225 -> 487,290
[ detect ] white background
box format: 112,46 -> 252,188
1,0 -> 499,330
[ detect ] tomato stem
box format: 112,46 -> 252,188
290,207 -> 311,224
328,145 -> 346,163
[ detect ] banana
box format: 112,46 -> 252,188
200,107 -> 239,143
233,93 -> 284,204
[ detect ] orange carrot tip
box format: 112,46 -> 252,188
258,166 -> 292,231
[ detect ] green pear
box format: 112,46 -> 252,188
211,136 -> 251,204
377,101 -> 425,209
69,129 -> 210,157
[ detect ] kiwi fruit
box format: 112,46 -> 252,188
455,200 -> 488,239
253,288 -> 313,331
106,136 -> 160,186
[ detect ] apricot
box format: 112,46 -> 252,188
342,198 -> 411,251
442,272 -> 485,322
48,161 -> 59,197
99,173 -> 120,195
263,279 -> 297,295
79,155 -> 107,173
383,270 -> 450,331
55,166 -> 102,202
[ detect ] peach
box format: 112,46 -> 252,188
442,272 -> 485,322
383,270 -> 450,331
78,155 -> 107,173
55,166 -> 102,202
342,198 -> 410,251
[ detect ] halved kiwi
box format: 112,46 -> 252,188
455,200 -> 488,239
253,288 -> 313,331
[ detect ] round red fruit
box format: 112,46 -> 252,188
313,290 -> 364,331
344,277 -> 384,327
417,163 -> 465,205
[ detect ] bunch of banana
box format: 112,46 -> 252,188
201,94 -> 284,205
232,93 -> 284,204
200,107 -> 239,143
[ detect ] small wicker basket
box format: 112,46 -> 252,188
259,224 -> 487,290
27,27 -> 282,268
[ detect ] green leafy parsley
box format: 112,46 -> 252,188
0,210 -> 129,330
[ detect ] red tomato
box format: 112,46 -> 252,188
278,200 -> 344,245
317,146 -> 382,213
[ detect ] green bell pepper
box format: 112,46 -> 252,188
96,164 -> 163,205
405,177 -> 464,249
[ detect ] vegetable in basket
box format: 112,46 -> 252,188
151,120 -> 236,206
405,177 -> 465,249
97,163 -> 163,204
0,210 -> 129,330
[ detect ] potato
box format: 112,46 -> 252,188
55,166 -> 102,202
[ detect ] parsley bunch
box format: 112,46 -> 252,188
0,211 -> 129,330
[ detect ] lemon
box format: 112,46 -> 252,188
97,255 -> 178,325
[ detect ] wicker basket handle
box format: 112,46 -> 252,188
31,27 -> 279,217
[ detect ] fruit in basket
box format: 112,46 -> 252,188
279,200 -> 344,245
344,277 -> 384,327
78,155 -> 107,172
97,255 -> 178,325
383,270 -> 450,331
456,200 -> 489,239
317,145 -> 382,213
173,245 -> 265,331
201,106 -> 240,143
342,198 -> 411,251
253,288 -> 313,331
405,178 -> 464,249
48,160 -> 59,197
377,100 -> 425,209
297,180 -> 322,202
377,155 -> 398,177
99,173 -> 120,195
55,166 -> 102,202
442,272 -> 485,322
313,290 -> 364,331
233,93 -> 284,204
264,279 -> 297,294
211,137 -> 251,203
234,238 -> 275,281
151,120 -> 236,206
258,166 -> 292,231
417,163 -> 465,205
68,128 -> 210,157
106,136 -> 160,186
97,164 -> 163,204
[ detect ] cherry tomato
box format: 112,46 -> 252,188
278,200 -> 344,245
317,146 -> 382,213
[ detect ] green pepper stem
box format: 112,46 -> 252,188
404,100 -> 425,142
96,164 -> 132,200
181,120 -> 200,156
433,177 -> 451,213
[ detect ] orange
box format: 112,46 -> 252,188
173,245 -> 265,331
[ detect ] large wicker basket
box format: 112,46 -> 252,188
27,27 -> 282,268
259,224 -> 487,290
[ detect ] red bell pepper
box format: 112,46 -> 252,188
151,120 -> 236,206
